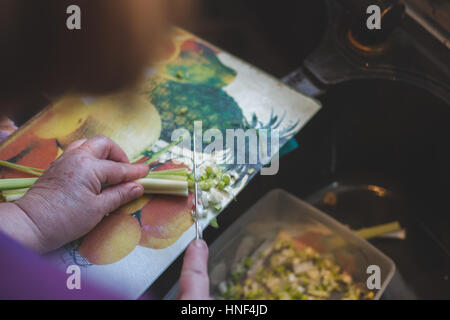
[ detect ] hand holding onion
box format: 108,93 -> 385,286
0,135 -> 148,253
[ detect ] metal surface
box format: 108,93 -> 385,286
192,132 -> 202,240
283,0 -> 450,104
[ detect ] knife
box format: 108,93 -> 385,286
192,135 -> 202,240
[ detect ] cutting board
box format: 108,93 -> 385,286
0,28 -> 321,298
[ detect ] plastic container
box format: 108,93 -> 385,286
166,189 -> 395,300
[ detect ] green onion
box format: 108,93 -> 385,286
222,175 -> 231,185
1,188 -> 29,202
0,160 -> 43,177
355,221 -> 402,240
205,166 -> 214,176
143,137 -> 184,165
147,168 -> 188,177
210,217 -> 219,228
0,156 -> 191,200
0,178 -> 38,190
147,175 -> 187,181
199,180 -> 212,191
136,178 -> 188,197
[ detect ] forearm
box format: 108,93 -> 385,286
0,202 -> 46,253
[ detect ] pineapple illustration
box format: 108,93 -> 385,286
145,39 -> 245,142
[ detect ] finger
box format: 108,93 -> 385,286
99,182 -> 144,214
178,240 -> 210,300
95,160 -> 149,185
65,139 -> 88,151
78,135 -> 130,163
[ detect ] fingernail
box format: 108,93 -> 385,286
193,239 -> 206,249
130,184 -> 144,198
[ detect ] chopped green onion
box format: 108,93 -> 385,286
205,166 -> 214,176
210,217 -> 219,228
222,175 -> 231,185
199,180 -> 212,191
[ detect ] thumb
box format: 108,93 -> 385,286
99,181 -> 144,214
178,240 -> 210,300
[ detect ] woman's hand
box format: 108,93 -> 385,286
2,135 -> 148,253
177,240 -> 211,300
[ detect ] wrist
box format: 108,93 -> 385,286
0,202 -> 48,253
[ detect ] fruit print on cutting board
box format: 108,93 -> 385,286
145,37 -> 245,143
76,161 -> 195,265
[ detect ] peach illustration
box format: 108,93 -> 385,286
34,93 -> 161,162
78,213 -> 141,265
139,193 -> 194,249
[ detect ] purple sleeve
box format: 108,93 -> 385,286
0,232 -> 123,299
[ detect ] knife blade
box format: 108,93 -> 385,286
192,134 -> 202,240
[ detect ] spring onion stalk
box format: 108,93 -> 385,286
3,193 -> 25,202
0,168 -> 188,187
146,175 -> 188,181
136,178 -> 188,196
146,190 -> 188,196
143,136 -> 184,165
1,188 -> 29,202
0,160 -> 43,177
355,221 -> 401,240
0,178 -> 38,190
0,162 -> 190,199
0,135 -> 183,177
147,168 -> 188,176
